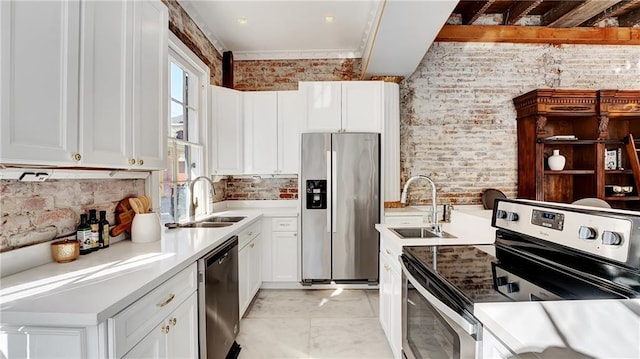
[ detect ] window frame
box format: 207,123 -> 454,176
156,32 -> 210,223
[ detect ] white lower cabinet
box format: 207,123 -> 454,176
110,263 -> 198,358
238,221 -> 262,318
0,325 -> 91,358
261,216 -> 299,284
379,234 -> 403,359
123,292 -> 198,359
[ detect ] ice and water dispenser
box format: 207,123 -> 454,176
306,180 -> 327,209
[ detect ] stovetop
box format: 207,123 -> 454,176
402,199 -> 640,315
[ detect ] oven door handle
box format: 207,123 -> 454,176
400,258 -> 478,336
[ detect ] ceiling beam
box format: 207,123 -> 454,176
584,0 -> 639,26
545,0 -> 624,27
459,1 -> 497,25
435,25 -> 640,45
618,5 -> 640,26
504,0 -> 543,25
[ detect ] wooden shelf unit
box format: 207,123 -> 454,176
514,89 -> 640,209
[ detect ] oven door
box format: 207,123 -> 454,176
401,255 -> 479,359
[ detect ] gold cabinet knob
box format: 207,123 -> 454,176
137,159 -> 144,165
72,153 -> 82,162
161,325 -> 170,334
128,158 -> 136,165
169,317 -> 177,326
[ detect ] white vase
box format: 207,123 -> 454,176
548,149 -> 566,171
131,212 -> 161,243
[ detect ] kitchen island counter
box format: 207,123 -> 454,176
475,299 -> 640,358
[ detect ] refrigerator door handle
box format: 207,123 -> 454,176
332,150 -> 337,233
326,150 -> 332,233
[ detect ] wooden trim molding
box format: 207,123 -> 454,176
435,25 -> 640,45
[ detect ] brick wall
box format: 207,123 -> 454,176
162,0 -> 222,86
0,179 -> 145,252
225,177 -> 298,201
400,42 -> 640,206
234,58 -> 362,91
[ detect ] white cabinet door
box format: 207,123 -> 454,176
272,231 -> 298,282
131,0 -> 167,170
244,91 -> 278,174
382,82 -> 400,203
0,326 -> 86,358
238,242 -> 250,317
249,235 -> 262,299
388,261 -> 402,359
166,293 -> 198,359
122,325 -> 166,359
0,0 -> 80,166
341,81 -> 383,132
211,86 -> 244,174
300,81 -> 342,132
379,254 -> 392,339
278,91 -> 302,174
79,0 -> 132,167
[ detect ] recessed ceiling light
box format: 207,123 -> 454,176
324,15 -> 335,23
237,17 -> 248,25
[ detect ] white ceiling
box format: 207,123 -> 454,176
177,0 -> 458,77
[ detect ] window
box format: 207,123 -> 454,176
160,34 -> 210,224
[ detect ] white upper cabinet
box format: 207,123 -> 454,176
244,91 -> 278,174
1,0 -> 167,170
229,89 -> 301,175
278,91 -> 302,174
300,81 -> 342,132
131,0 -> 167,170
341,81 -> 383,132
300,81 -> 383,133
210,86 -> 244,175
1,1 -> 81,165
79,1 -> 132,167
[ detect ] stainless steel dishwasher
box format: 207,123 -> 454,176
198,236 -> 240,359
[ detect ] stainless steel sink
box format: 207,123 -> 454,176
201,216 -> 246,223
390,227 -> 457,239
178,222 -> 234,228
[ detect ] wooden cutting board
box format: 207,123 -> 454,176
111,197 -> 135,237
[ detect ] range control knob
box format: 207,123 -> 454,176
506,212 -> 519,222
496,210 -> 507,219
495,276 -> 508,286
506,282 -> 520,293
578,226 -> 598,240
602,231 -> 623,246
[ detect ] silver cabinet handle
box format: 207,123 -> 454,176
156,293 -> 175,308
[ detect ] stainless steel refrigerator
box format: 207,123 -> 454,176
301,132 -> 380,284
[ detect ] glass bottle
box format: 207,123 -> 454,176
99,210 -> 110,248
77,214 -> 92,255
88,209 -> 99,252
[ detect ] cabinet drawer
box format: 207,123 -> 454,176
110,263 -> 197,358
272,217 -> 297,232
239,221 -> 261,249
384,215 -> 425,226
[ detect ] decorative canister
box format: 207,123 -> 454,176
548,149 -> 566,171
131,212 -> 161,243
51,239 -> 80,263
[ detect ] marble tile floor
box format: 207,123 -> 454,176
236,289 -> 394,359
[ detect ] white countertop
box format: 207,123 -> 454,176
0,204 -> 297,327
376,205 -> 496,246
475,299 -> 640,358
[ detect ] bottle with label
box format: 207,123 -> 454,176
77,214 -> 92,255
88,209 -> 99,252
99,210 -> 110,248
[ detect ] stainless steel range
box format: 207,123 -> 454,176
400,199 -> 640,359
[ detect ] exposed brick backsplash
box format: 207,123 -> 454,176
225,177 -> 298,201
400,42 -> 640,206
162,0 -> 222,86
234,58 -> 362,91
0,179 -> 145,252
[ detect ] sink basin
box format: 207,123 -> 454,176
390,227 -> 457,239
201,216 -> 246,223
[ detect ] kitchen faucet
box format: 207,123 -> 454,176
189,175 -> 217,218
400,175 -> 442,236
